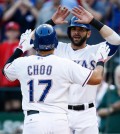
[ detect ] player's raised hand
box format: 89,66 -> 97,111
18,29 -> 34,53
52,5 -> 70,24
95,44 -> 110,62
71,6 -> 93,24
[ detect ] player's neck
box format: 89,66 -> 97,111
37,50 -> 54,56
71,43 -> 87,50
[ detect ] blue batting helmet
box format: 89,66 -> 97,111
33,24 -> 58,51
67,16 -> 91,38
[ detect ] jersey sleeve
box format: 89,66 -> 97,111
67,60 -> 93,87
4,60 -> 18,81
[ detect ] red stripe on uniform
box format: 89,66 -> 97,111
82,70 -> 93,87
6,63 -> 12,69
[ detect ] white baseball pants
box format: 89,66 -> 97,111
23,112 -> 70,134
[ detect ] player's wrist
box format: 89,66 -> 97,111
17,46 -> 26,53
89,18 -> 104,31
45,19 -> 56,26
96,61 -> 104,67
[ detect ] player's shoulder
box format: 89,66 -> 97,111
86,42 -> 106,51
53,54 -> 68,61
57,41 -> 71,49
13,55 -> 34,64
53,54 -> 74,63
54,42 -> 71,55
83,44 -> 97,52
86,43 -> 101,49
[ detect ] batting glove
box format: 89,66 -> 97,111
18,29 -> 34,53
95,44 -> 110,62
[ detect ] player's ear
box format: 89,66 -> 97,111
87,31 -> 91,38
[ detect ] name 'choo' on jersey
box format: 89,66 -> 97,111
4,55 -> 92,113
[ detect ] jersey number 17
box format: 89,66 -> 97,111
28,79 -> 52,102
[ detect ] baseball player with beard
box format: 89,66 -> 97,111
3,24 -> 109,134
44,6 -> 120,134
17,6 -> 120,134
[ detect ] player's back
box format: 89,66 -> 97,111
9,54 -> 90,114
15,55 -> 71,113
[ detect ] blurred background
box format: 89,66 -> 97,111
0,0 -> 120,134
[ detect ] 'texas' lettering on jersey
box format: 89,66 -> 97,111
73,60 -> 96,70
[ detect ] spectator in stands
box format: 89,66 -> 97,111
97,65 -> 120,134
0,21 -> 22,112
0,21 -> 20,87
2,0 -> 38,34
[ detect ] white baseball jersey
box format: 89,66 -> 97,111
4,55 -> 93,114
54,42 -> 106,105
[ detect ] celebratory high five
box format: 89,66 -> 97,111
3,5 -> 120,134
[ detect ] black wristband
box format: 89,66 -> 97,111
90,18 -> 104,31
6,48 -> 23,64
45,19 -> 56,26
96,61 -> 104,67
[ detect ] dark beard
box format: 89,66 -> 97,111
70,34 -> 87,47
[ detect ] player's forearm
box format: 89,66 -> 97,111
90,18 -> 120,45
101,26 -> 120,45
5,48 -> 23,65
45,19 -> 56,26
87,61 -> 104,85
88,66 -> 103,85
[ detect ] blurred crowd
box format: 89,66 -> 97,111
0,0 -> 120,134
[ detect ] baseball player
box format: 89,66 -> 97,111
3,24 -> 109,134
44,6 -> 120,134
